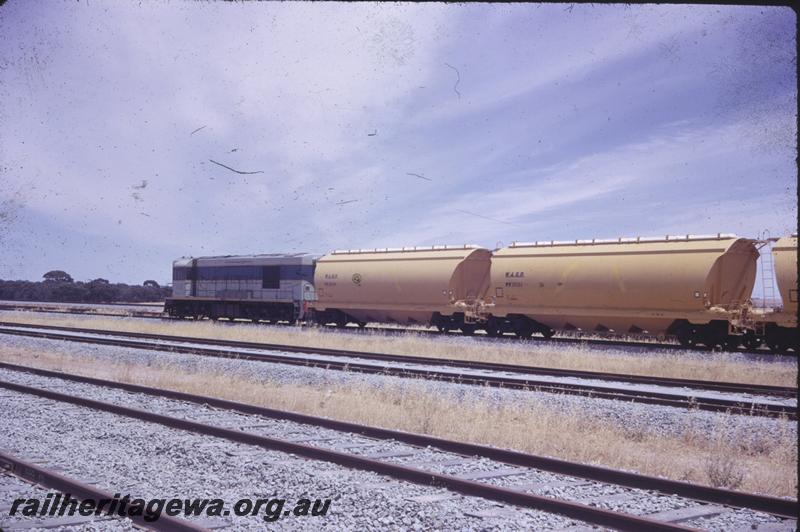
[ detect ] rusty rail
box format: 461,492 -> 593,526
0,451 -> 207,531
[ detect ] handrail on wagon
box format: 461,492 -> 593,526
331,244 -> 483,255
509,233 -> 739,248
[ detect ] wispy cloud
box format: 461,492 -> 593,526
0,3 -> 794,282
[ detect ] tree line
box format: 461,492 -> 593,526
0,270 -> 171,303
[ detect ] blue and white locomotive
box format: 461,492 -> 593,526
165,253 -> 317,323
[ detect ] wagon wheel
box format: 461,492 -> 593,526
539,328 -> 555,339
513,324 -> 533,339
461,324 -> 476,336
483,321 -> 500,338
741,332 -> 761,350
766,338 -> 786,354
675,324 -> 698,348
721,335 -> 742,352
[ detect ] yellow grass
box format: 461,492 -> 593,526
0,312 -> 796,387
0,345 -> 795,498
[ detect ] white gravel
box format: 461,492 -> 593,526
0,374 -> 589,530
0,367 -> 794,531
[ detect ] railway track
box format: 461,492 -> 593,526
0,320 -> 795,398
0,452 -> 203,531
0,362 -> 796,531
0,323 -> 795,419
1,302 -> 793,357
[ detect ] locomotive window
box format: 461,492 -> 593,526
495,287 -> 504,298
262,266 -> 280,289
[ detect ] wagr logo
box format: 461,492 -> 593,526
352,273 -> 362,285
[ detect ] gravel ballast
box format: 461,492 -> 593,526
0,366 -> 794,531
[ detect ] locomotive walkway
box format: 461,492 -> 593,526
0,362 -> 796,531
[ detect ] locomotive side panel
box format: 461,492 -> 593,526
312,247 -> 491,326
489,236 -> 758,336
165,254 -> 317,322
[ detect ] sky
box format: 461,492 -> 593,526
0,2 -> 797,286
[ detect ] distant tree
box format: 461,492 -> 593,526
52,282 -> 85,301
143,280 -> 160,288
90,278 -> 110,284
86,279 -> 116,302
43,270 -> 73,283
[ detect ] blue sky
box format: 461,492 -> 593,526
0,2 -> 796,285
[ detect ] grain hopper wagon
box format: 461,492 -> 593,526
312,245 -> 492,333
485,234 -> 759,347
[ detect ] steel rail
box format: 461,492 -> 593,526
1,303 -> 792,357
0,377 -> 705,531
0,304 -> 160,319
1,361 -> 795,520
0,326 -> 795,419
0,321 -> 794,398
0,451 -> 208,532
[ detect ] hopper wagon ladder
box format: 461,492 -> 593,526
757,234 -> 778,312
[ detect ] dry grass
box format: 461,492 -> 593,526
0,344 -> 795,498
0,312 -> 796,387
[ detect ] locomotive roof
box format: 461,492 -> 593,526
173,253 -> 317,267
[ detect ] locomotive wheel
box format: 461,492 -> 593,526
436,323 -> 448,333
357,321 -> 366,328
539,328 -> 555,339
461,324 -> 476,336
